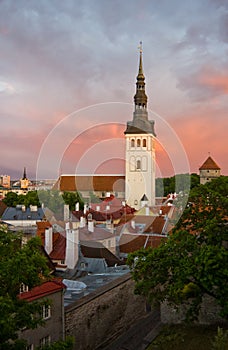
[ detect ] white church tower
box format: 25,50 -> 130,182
124,43 -> 156,209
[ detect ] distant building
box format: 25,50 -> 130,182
0,174 -> 10,188
199,156 -> 221,185
1,205 -> 45,227
20,167 -> 29,190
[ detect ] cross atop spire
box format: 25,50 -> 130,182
137,41 -> 144,77
138,41 -> 143,53
134,41 -> 147,109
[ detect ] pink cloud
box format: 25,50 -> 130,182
198,67 -> 228,94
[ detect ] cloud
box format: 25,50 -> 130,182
0,0 -> 227,178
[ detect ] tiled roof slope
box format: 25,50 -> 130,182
119,234 -> 166,253
53,175 -> 125,192
199,156 -> 220,170
19,280 -> 66,301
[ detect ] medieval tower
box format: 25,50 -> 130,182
124,43 -> 156,209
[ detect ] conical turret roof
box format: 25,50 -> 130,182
199,156 -> 220,170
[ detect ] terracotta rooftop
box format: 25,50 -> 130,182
19,280 -> 66,301
119,234 -> 166,253
79,226 -> 114,241
53,175 -> 125,192
72,195 -> 135,222
199,156 -> 220,170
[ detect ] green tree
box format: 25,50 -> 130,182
128,176 -> 228,321
0,228 -> 50,349
62,191 -> 84,211
3,192 -> 19,207
24,191 -> 41,207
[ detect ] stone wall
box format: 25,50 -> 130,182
65,273 -> 147,350
161,295 -> 226,325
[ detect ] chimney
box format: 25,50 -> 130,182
75,202 -> 80,211
96,205 -> 100,211
80,216 -> 86,228
84,204 -> 87,214
131,220 -> 136,229
45,227 -> 53,255
65,223 -> 79,269
87,213 -> 94,232
159,209 -> 163,215
145,206 -> 150,216
64,204 -> 69,221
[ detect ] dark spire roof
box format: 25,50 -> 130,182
199,156 -> 220,170
22,167 -> 27,180
134,41 -> 147,109
124,43 -> 156,136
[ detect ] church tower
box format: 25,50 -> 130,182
20,167 -> 29,190
124,43 -> 156,209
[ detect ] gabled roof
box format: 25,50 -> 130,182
53,175 -> 125,192
199,156 -> 220,170
19,279 -> 66,301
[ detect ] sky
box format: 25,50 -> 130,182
0,0 -> 227,180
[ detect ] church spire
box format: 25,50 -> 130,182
134,41 -> 147,110
22,167 -> 27,180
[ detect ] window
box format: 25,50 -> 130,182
143,138 -> 147,147
42,305 -> 51,319
26,345 -> 34,350
131,138 -> 135,147
137,139 -> 141,147
136,160 -> 141,170
20,283 -> 29,293
40,336 -> 51,348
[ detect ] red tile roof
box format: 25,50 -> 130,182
72,195 -> 135,222
199,156 -> 220,170
53,175 -> 125,192
50,232 -> 66,260
19,280 -> 66,301
119,233 -> 166,253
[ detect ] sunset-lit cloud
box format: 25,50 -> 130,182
0,0 -> 227,179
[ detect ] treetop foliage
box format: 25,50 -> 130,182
128,176 -> 228,321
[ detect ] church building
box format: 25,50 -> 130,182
54,44 -> 156,210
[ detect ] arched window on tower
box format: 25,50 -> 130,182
131,139 -> 135,148
143,138 -> 147,147
136,159 -> 141,170
137,139 -> 141,147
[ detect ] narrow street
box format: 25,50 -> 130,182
98,308 -> 161,350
